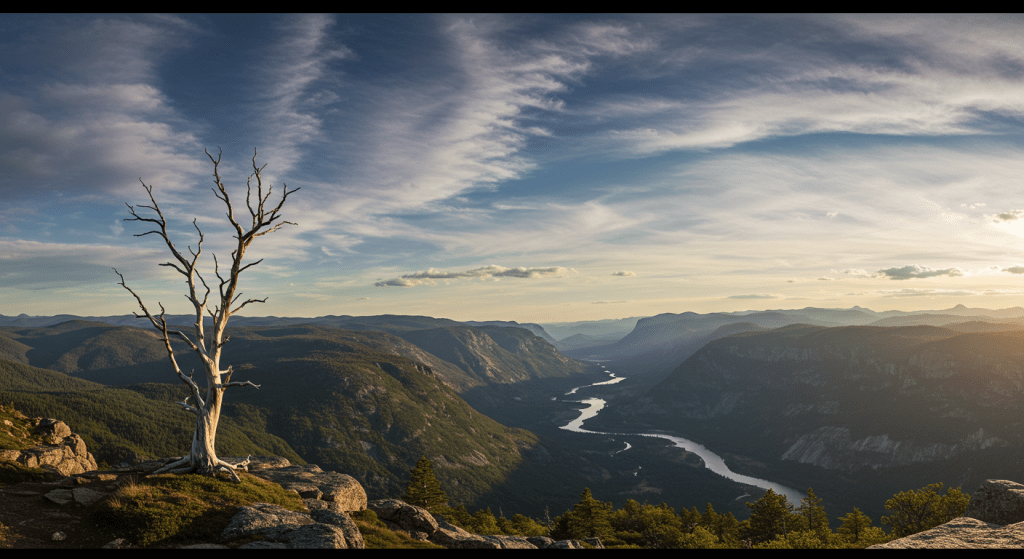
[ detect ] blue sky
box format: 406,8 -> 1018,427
4,14 -> 1024,323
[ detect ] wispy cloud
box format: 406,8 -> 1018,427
375,264 -> 572,287
252,14 -> 348,176
0,16 -> 205,200
877,288 -> 980,298
727,294 -> 779,299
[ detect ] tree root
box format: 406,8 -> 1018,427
150,454 -> 252,482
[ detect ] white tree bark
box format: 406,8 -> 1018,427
115,147 -> 298,482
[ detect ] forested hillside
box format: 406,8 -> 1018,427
0,319 -> 589,507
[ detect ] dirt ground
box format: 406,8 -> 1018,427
0,471 -> 141,549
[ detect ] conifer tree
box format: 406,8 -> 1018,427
797,487 -> 828,533
837,507 -> 873,543
744,489 -> 796,544
402,456 -> 449,512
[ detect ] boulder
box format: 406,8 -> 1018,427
308,506 -> 365,549
221,502 -> 315,542
251,463 -> 366,512
221,502 -> 355,549
1,418 -> 98,476
964,480 -> 1024,526
369,498 -> 439,535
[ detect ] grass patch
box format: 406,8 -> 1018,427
93,471 -> 307,548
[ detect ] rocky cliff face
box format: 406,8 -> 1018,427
780,426 -> 1004,470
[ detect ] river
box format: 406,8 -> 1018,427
559,366 -> 805,505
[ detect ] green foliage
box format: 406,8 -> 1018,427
93,472 -> 306,548
678,525 -> 721,549
699,502 -> 740,546
507,513 -> 549,537
469,507 -> 502,535
402,456 -> 449,512
753,529 -> 849,549
881,482 -> 970,538
796,487 -> 828,534
837,506 -> 873,543
743,489 -> 799,545
608,499 -> 687,548
551,487 -> 614,541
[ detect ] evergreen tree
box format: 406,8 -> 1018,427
402,456 -> 449,512
679,506 -> 703,533
553,487 -> 614,541
470,507 -> 501,535
744,489 -> 796,545
510,513 -> 549,537
881,482 -> 970,538
837,507 -> 873,543
797,487 -> 828,533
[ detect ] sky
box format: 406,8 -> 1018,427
4,14 -> 1024,323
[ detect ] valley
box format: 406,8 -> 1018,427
3,304 -> 1024,530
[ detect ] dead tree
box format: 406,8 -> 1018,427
114,147 -> 298,482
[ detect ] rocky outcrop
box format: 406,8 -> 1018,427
220,502 -> 360,549
367,498 -> 585,549
247,462 -> 367,512
0,416 -> 98,476
964,479 -> 1024,526
872,480 -> 1024,548
3,448 -> 577,549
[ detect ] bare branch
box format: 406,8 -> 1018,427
231,297 -> 268,316
220,380 -> 261,390
176,397 -> 200,415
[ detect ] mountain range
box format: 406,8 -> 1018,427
6,304 -> 1024,523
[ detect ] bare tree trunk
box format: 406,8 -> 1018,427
115,147 -> 297,482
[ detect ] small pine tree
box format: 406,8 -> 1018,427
797,487 -> 828,534
837,507 -> 873,543
402,456 -> 449,512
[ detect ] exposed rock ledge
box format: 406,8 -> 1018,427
0,415 -> 98,476
872,480 -> 1024,548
